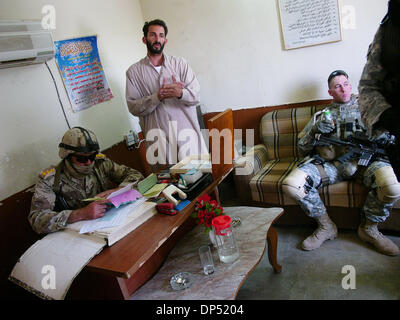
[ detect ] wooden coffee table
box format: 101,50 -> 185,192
130,206 -> 284,300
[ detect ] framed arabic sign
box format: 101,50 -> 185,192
278,0 -> 342,50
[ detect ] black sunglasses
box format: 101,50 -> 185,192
72,153 -> 97,163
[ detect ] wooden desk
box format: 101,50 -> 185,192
67,175 -> 225,300
130,207 -> 284,300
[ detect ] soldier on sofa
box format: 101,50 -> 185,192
282,70 -> 400,256
29,127 -> 143,234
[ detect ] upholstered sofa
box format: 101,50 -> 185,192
233,100 -> 400,232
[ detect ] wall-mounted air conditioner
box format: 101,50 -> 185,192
0,20 -> 55,69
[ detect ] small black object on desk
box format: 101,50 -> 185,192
174,173 -> 213,201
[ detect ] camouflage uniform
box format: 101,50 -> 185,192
29,154 -> 143,234
358,25 -> 391,135
357,7 -> 400,224
358,13 -> 400,136
296,95 -> 394,223
29,127 -> 144,234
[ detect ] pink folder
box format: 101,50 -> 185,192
109,189 -> 142,208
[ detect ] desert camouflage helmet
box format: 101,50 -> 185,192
58,127 -> 100,159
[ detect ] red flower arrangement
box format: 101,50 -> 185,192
192,193 -> 224,234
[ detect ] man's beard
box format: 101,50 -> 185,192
146,41 -> 165,54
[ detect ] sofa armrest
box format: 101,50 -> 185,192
233,144 -> 269,203
234,144 -> 269,176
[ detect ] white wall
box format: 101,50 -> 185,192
139,0 -> 389,112
0,0 -> 390,201
0,0 -> 145,200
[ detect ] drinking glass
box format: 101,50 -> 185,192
198,245 -> 215,275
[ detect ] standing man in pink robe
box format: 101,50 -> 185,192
126,19 -> 208,170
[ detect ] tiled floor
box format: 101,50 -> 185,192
219,175 -> 400,300
235,225 -> 400,300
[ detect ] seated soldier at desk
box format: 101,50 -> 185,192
29,127 -> 144,234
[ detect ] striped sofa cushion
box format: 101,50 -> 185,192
250,158 -> 301,205
249,158 -> 369,207
260,105 -> 325,160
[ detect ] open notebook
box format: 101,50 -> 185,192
66,199 -> 156,246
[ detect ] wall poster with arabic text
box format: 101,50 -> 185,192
54,36 -> 113,112
278,0 -> 342,50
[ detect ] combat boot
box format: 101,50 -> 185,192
302,213 -> 338,251
357,220 -> 400,256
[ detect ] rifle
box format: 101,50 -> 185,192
314,132 -> 390,167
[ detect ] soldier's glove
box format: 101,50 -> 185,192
313,115 -> 335,134
373,131 -> 395,146
378,107 -> 400,139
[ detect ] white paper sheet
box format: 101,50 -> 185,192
78,197 -> 147,234
181,160 -> 211,170
9,230 -> 106,300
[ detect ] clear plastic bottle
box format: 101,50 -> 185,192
323,110 -> 334,125
212,216 -> 240,263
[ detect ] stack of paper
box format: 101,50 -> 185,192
77,197 -> 147,234
66,199 -> 156,246
9,230 -> 106,300
138,173 -> 168,198
181,159 -> 211,170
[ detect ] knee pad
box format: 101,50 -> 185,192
374,166 -> 400,203
282,169 -> 309,201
